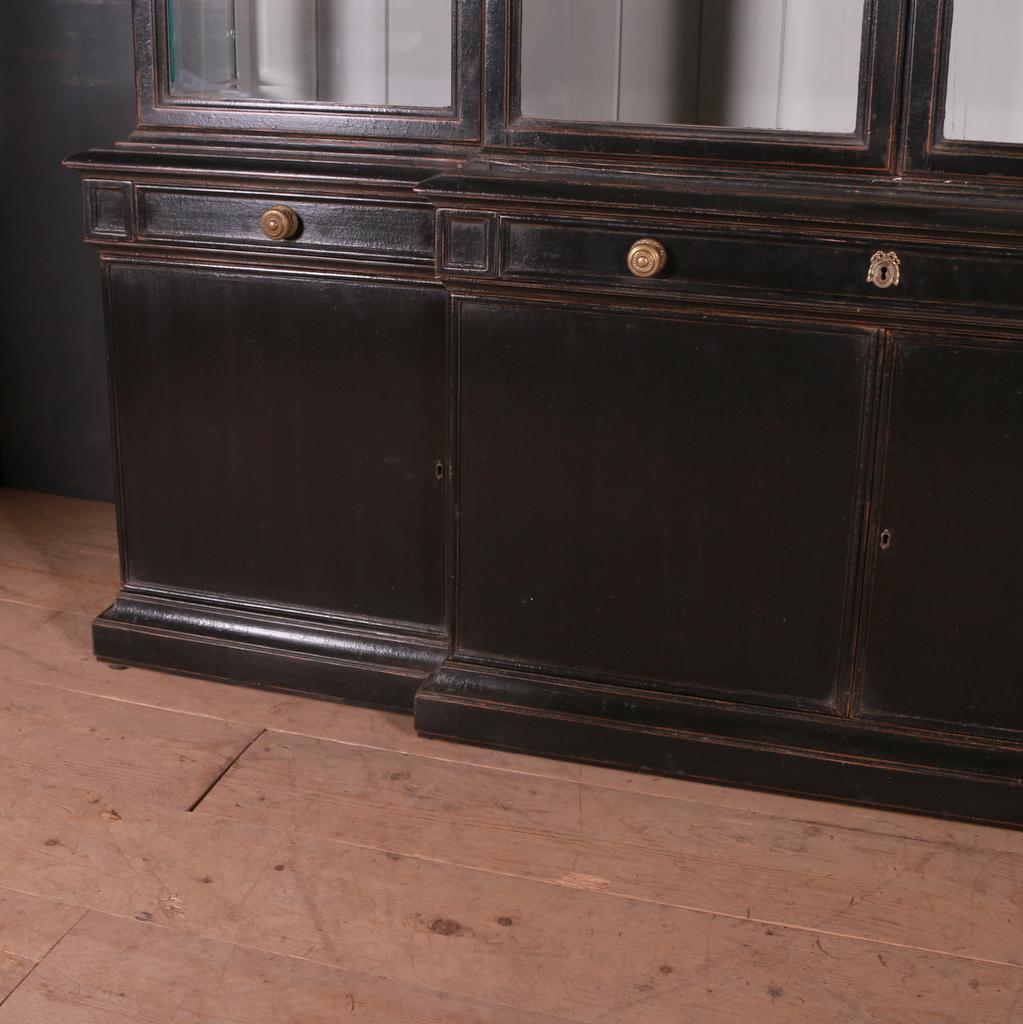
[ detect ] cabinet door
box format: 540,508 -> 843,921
906,0 -> 1023,177
138,0 -> 480,141
859,335 -> 1023,734
455,299 -> 877,710
108,262 -> 447,629
490,0 -> 905,169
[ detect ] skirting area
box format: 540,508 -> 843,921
0,487 -> 1020,1022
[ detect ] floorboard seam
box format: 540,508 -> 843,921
34,907 -> 91,961
0,957 -> 40,1010
0,557 -> 116,581
0,887 -> 87,918
24,678 -> 272,733
0,594 -> 102,618
187,728 -> 269,813
0,907 -> 88,1010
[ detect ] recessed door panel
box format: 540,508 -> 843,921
860,335 -> 1023,734
108,263 -> 447,628
456,299 -> 876,709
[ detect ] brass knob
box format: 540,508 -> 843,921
260,205 -> 300,241
867,250 -> 901,289
627,238 -> 668,278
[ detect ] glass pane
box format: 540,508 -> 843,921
167,0 -> 453,107
519,0 -> 864,134
944,0 -> 1023,144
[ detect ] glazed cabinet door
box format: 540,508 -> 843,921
858,334 -> 1023,735
906,0 -> 1023,177
455,299 -> 877,711
106,262 -> 447,630
137,0 -> 481,140
489,0 -> 906,169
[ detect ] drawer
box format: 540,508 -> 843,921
137,187 -> 434,264
500,217 -> 1023,315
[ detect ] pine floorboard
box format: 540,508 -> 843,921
0,673 -> 261,811
0,888 -> 83,963
196,729 -> 1023,965
0,911 -> 583,1024
0,488 -> 119,616
0,487 -> 1020,1022
0,887 -> 84,1007
0,955 -> 31,1007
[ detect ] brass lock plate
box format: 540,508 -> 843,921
867,250 -> 901,289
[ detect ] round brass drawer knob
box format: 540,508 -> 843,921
867,250 -> 901,289
627,238 -> 668,278
260,205 -> 301,241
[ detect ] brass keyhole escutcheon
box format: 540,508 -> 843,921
867,250 -> 901,290
261,205 -> 301,241
627,239 -> 668,279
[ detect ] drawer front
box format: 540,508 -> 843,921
138,188 -> 435,264
500,217 -> 1023,314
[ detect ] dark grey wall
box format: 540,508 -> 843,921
0,0 -> 136,501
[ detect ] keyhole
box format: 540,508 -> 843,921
434,461 -> 445,480
878,266 -> 889,283
879,528 -> 892,551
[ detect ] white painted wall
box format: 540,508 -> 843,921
517,0 -> 623,123
945,0 -> 1023,143
697,0 -> 787,130
519,0 -> 863,133
250,0 -> 318,101
316,1 -> 387,105
619,0 -> 703,125
175,0 -> 452,107
168,0 -> 238,95
777,0 -> 864,133
315,0 -> 452,107
386,0 -> 453,107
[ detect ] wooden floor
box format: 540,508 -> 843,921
0,488 -> 1020,1023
